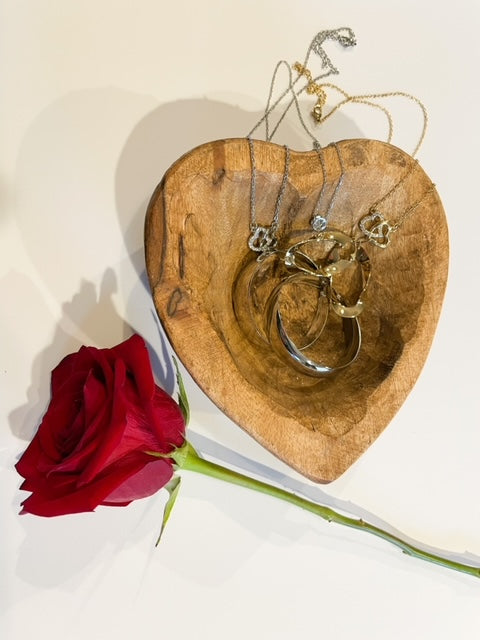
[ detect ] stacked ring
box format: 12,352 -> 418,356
284,229 -> 371,319
264,271 -> 361,376
233,229 -> 369,377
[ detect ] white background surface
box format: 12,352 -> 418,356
2,1 -> 480,638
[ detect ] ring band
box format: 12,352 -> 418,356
234,251 -> 329,347
271,309 -> 361,376
265,272 -> 361,376
233,231 -> 366,376
285,229 -> 371,319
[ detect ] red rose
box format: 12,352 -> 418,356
16,334 -> 185,516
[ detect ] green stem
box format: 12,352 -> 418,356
177,443 -> 480,579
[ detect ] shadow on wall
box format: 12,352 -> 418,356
114,96 -> 365,274
13,88 -> 363,300
8,269 -> 133,443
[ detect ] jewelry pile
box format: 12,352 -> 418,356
233,30 -> 437,378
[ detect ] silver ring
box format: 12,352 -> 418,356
233,251 -> 328,347
265,272 -> 361,376
264,271 -> 331,351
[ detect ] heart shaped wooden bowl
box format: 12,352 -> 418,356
145,138 -> 448,482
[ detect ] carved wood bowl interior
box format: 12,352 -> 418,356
145,138 -> 448,482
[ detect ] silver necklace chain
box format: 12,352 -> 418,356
247,139 -> 347,253
310,141 -> 345,232
247,28 -> 356,143
246,28 -> 355,254
248,138 -> 290,253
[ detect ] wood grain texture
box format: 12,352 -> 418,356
145,138 -> 448,482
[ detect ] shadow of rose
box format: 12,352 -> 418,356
8,271 -> 177,594
9,269 -> 132,442
12,492 -> 167,592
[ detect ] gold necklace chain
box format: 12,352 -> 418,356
292,63 -> 428,157
358,170 -> 436,248
368,159 -> 436,231
292,62 -> 328,121
292,62 -> 435,248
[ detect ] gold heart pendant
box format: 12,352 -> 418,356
145,138 -> 448,482
358,212 -> 393,247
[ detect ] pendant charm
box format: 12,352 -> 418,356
312,101 -> 323,122
311,214 -> 327,232
248,226 -> 276,253
359,211 -> 393,248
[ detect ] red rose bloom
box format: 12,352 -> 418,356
16,334 -> 185,516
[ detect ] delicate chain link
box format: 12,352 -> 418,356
358,159 -> 436,248
311,141 -> 327,219
292,62 -> 327,121
248,138 -> 290,252
271,145 -> 290,238
390,184 -> 436,231
369,160 -> 419,214
311,141 -> 345,230
248,136 -> 257,233
247,28 -> 356,143
290,70 -> 428,158
367,159 -> 435,231
325,141 -> 345,216
247,29 -> 435,251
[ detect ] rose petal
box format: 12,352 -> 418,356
77,358 -> 128,485
19,452 -> 167,516
110,335 -> 155,400
16,334 -> 187,517
102,458 -> 174,503
150,386 -> 186,449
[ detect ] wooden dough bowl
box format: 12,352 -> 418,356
145,138 -> 448,482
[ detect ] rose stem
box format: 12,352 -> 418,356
176,443 -> 480,579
